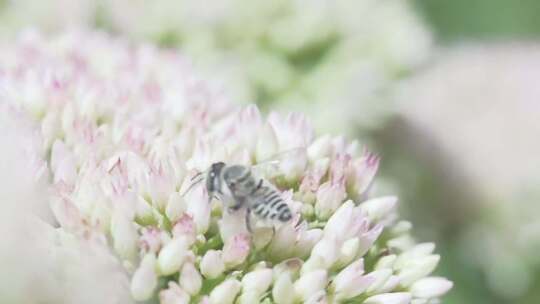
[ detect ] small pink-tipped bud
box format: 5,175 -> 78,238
131,253 -> 158,301
172,214 -> 197,245
357,224 -> 384,257
200,250 -> 225,279
222,233 -> 250,268
364,292 -> 412,304
179,262 -> 202,295
158,237 -> 190,275
294,270 -> 327,302
315,181 -> 346,220
159,282 -> 190,304
348,150 -> 380,198
209,279 -> 241,304
411,277 -> 453,298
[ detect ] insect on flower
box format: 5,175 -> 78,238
182,149 -> 305,232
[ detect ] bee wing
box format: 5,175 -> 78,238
251,147 -> 307,178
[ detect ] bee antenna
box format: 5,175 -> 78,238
181,175 -> 204,196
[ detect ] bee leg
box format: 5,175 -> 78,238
245,208 -> 253,233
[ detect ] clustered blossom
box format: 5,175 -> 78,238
0,0 -> 432,134
0,31 -> 451,303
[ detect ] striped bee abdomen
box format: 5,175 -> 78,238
251,185 -> 292,222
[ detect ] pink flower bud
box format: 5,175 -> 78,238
219,208 -> 249,244
222,233 -> 250,268
315,181 -> 346,220
131,253 -> 158,301
307,135 -> 332,161
172,214 -> 197,245
306,236 -> 339,270
347,150 -> 380,198
293,228 -> 323,259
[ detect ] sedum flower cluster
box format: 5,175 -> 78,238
0,31 -> 450,304
0,0 -> 432,134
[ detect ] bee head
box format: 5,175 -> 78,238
206,162 -> 226,193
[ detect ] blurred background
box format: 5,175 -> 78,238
1,0 -> 540,303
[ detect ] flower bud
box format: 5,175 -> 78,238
293,228 -> 323,259
273,272 -> 294,304
364,292 -> 412,304
366,269 -> 393,294
209,279 -> 241,304
166,191 -> 187,222
242,268 -> 273,296
131,253 -> 158,301
110,208 -> 138,262
359,196 -> 398,223
179,262 -> 202,295
348,151 -> 379,198
256,122 -> 278,162
172,214 -> 197,245
332,259 -> 374,300
307,236 -> 339,270
185,186 -> 210,234
397,255 -> 440,287
307,135 -> 332,161
158,237 -> 189,275
200,250 -> 225,279
315,181 -> 346,220
159,282 -> 190,304
268,222 -> 297,260
410,277 -> 453,298
222,233 -> 250,268
334,237 -> 360,268
294,270 -> 327,301
377,275 -> 401,293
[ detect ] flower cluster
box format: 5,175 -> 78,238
0,31 -> 450,303
0,0 -> 432,134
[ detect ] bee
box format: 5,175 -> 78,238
187,161 -> 293,232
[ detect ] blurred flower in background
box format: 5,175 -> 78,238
0,30 -> 451,303
0,0 -> 432,135
390,43 -> 540,302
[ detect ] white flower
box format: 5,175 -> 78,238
0,31 -> 450,304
